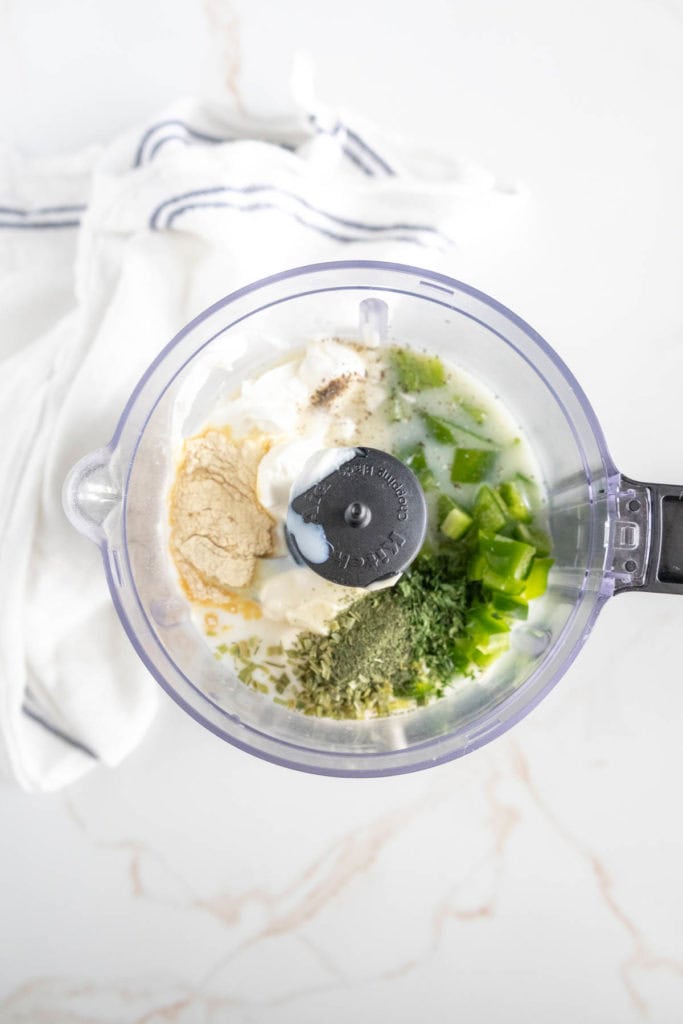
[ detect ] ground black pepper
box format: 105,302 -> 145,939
310,375 -> 352,407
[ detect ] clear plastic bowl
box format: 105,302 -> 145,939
64,261 -> 681,776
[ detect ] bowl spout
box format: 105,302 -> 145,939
62,447 -> 121,545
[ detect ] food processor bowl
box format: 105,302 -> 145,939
63,261 -> 683,776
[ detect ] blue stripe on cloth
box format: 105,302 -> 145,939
0,202 -> 86,230
307,113 -> 394,176
22,704 -> 98,760
162,198 -> 440,247
307,117 -> 375,176
149,183 -> 454,249
148,134 -> 193,161
340,146 -> 374,176
0,219 -> 82,230
133,118 -> 227,168
343,126 -> 396,177
0,116 -> 393,230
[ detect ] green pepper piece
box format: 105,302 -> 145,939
460,400 -> 487,425
473,485 -> 509,533
398,676 -> 437,705
467,549 -> 486,581
400,442 -> 436,490
392,349 -> 446,392
490,591 -> 529,621
450,645 -> 474,675
386,390 -> 413,423
472,632 -> 511,668
478,533 -> 536,581
514,473 -> 540,509
453,422 -> 493,443
476,532 -> 535,595
451,447 -> 497,484
420,411 -> 456,444
481,568 -> 527,595
421,410 -> 492,445
472,649 -> 494,669
478,630 -> 511,656
437,493 -> 457,522
447,392 -> 487,425
523,557 -> 554,600
441,505 -> 473,541
514,522 -> 552,557
467,605 -> 511,642
498,480 -> 532,523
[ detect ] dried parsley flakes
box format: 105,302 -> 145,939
285,548 -> 469,719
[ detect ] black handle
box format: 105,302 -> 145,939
614,476 -> 683,595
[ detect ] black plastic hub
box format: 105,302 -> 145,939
285,446 -> 428,588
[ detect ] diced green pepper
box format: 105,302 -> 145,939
420,411 -> 456,444
460,400 -> 487,425
523,557 -> 554,600
472,632 -> 511,668
451,447 -> 497,484
481,568 -> 527,595
450,644 -> 475,675
490,591 -> 529,621
401,442 -> 436,490
498,480 -> 532,523
467,549 -> 487,581
472,649 -> 494,669
447,392 -> 487,425
437,493 -> 457,522
386,390 -> 412,422
392,349 -> 446,392
452,422 -> 493,444
420,410 -> 492,445
478,630 -> 511,655
467,604 -> 511,639
514,522 -> 552,557
441,505 -> 473,541
413,680 -> 435,705
428,412 -> 492,445
478,533 -> 536,581
399,676 -> 437,705
514,473 -> 540,509
473,485 -> 509,533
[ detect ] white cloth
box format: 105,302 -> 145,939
0,94 -> 522,791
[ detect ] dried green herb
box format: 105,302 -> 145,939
286,593 -> 414,719
286,548 -> 469,718
394,547 -> 469,687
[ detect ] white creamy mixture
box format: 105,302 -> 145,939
169,339 -> 397,664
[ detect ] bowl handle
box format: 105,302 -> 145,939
613,475 -> 683,594
62,447 -> 121,546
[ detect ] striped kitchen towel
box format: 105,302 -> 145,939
0,93 -> 522,790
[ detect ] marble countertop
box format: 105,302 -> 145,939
2,1 -> 683,1021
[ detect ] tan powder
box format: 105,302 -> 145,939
169,429 -> 275,602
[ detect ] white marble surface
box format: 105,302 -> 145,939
2,0 -> 683,1021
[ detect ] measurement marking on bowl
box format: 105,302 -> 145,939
111,549 -> 123,587
419,279 -> 454,296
